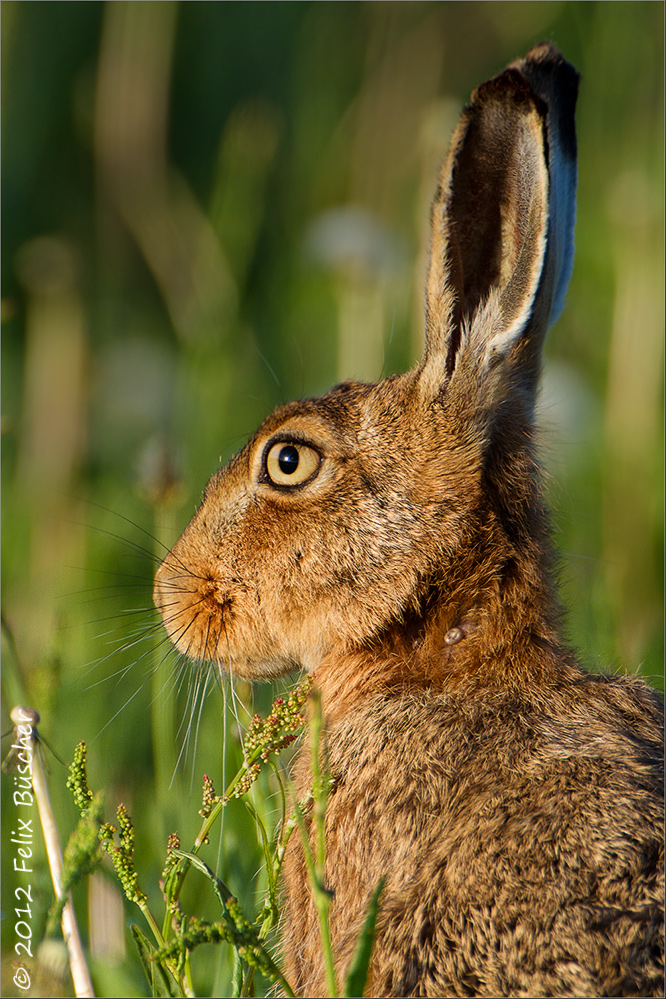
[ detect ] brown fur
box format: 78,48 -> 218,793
154,45 -> 664,997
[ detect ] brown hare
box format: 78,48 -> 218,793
154,44 -> 664,998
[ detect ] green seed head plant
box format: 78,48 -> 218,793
63,681 -> 381,998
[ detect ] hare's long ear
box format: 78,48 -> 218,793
420,43 -> 578,401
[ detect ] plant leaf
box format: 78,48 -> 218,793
171,848 -> 235,909
343,877 -> 385,998
130,923 -> 184,998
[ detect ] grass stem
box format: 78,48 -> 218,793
11,706 -> 96,999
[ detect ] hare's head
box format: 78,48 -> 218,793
154,44 -> 579,684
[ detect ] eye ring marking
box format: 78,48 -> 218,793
265,441 -> 321,487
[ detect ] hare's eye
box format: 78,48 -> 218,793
265,442 -> 320,487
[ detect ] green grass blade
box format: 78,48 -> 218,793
343,877 -> 385,998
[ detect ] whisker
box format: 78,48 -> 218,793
84,635 -> 158,687
78,497 -> 178,559
90,684 -> 149,742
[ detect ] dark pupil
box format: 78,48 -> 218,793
278,445 -> 299,475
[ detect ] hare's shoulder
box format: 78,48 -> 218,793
329,669 -> 663,788
324,672 -> 663,872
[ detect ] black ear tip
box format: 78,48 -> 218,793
522,42 -> 579,73
473,66 -> 546,115
472,45 -> 579,127
524,41 -> 567,64
513,43 -> 579,161
517,42 -> 581,101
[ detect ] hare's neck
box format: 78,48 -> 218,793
315,515 -> 571,723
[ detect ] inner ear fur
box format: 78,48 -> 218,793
446,72 -> 548,329
422,45 -> 578,395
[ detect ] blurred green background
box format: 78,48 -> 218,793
2,2 -> 663,996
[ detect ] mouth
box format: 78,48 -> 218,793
153,555 -> 237,663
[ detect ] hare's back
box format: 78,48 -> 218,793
320,674 -> 664,998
